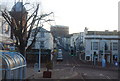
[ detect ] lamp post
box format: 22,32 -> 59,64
38,40 -> 41,72
35,13 -> 54,72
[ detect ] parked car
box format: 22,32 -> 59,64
56,49 -> 63,61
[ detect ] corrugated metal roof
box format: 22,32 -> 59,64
0,52 -> 26,70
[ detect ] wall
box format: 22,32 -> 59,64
85,35 -> 119,64
28,29 -> 53,50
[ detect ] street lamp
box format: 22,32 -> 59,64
37,34 -> 53,72
36,37 -> 41,72
38,39 -> 41,72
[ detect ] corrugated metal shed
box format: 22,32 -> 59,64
0,51 -> 26,80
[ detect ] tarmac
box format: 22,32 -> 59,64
78,60 -> 119,71
26,66 -> 78,79
26,63 -> 119,79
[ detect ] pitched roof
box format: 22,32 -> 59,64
32,27 -> 50,33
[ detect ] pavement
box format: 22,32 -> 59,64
26,62 -> 119,79
25,50 -> 119,80
78,60 -> 119,71
26,64 -> 78,79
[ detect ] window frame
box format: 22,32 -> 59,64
112,42 -> 118,50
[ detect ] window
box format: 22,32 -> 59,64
91,42 -> 92,50
92,42 -> 98,50
113,42 -> 118,50
41,32 -> 44,38
104,42 -> 108,50
40,41 -> 44,48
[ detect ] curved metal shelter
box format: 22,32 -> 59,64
0,51 -> 26,80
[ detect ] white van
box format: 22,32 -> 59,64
56,49 -> 63,61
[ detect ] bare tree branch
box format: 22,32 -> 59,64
1,11 -> 12,27
35,12 -> 53,21
24,4 -> 39,28
22,4 -> 39,35
1,2 -> 54,56
26,4 -> 39,42
26,17 -> 42,50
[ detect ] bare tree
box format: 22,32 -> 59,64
1,2 -> 53,57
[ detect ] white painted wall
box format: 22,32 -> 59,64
85,35 -> 119,63
70,33 -> 79,48
28,28 -> 54,50
85,39 -> 91,56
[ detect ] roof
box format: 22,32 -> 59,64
0,52 -> 26,70
86,31 -> 118,36
65,34 -> 72,38
32,27 -> 51,33
51,25 -> 69,28
11,2 -> 26,12
69,33 -> 79,36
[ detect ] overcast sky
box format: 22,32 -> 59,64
1,0 -> 120,34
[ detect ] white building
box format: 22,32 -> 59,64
61,35 -> 71,51
27,27 -> 54,50
70,33 -> 79,49
0,4 -> 12,50
75,32 -> 85,51
75,32 -> 86,60
84,30 -> 119,65
0,5 -> 11,38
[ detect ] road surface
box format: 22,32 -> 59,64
52,49 -> 118,79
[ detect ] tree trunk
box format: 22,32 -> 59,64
19,44 -> 26,57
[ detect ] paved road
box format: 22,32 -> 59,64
26,48 -> 119,80
53,49 -> 118,79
